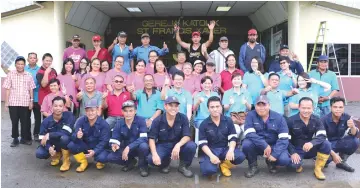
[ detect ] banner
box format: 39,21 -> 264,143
272,30 -> 282,56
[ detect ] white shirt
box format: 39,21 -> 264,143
209,48 -> 234,73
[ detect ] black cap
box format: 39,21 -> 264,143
15,56 -> 26,63
164,96 -> 180,104
255,95 -> 269,104
280,44 -> 289,50
72,34 -> 81,40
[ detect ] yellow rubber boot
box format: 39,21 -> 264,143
296,166 -> 303,173
96,162 -> 105,170
220,160 -> 234,177
50,152 -> 62,166
73,152 -> 88,172
314,152 -> 330,180
60,149 -> 71,172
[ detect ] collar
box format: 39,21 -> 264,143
231,87 -> 245,95
84,116 -> 101,127
49,112 -> 68,123
206,115 -> 227,125
316,69 -> 328,74
247,42 -> 259,46
140,45 -> 151,48
329,113 -> 347,123
293,113 -> 316,122
25,64 -> 39,70
160,113 -> 181,125
299,87 -> 313,92
110,90 -> 123,96
142,88 -> 156,95
172,87 -> 184,94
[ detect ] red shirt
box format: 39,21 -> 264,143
220,69 -> 244,91
106,91 -> 131,117
87,48 -> 112,64
36,66 -> 58,105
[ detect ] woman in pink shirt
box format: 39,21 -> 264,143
79,58 -> 106,92
182,62 -> 200,97
126,59 -> 146,92
199,59 -> 221,93
220,54 -> 244,94
57,58 -> 79,111
100,60 -> 110,73
41,79 -> 71,117
153,59 -> 170,90
145,50 -> 158,75
192,60 -> 204,76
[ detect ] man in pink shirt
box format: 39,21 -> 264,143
63,35 -> 87,71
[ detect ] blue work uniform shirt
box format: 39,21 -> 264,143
112,44 -> 132,73
135,88 -> 164,119
165,88 -> 192,115
321,113 -> 359,142
131,45 -> 169,64
109,116 -> 148,150
25,64 -> 40,102
243,72 -> 268,104
194,91 -> 219,121
222,87 -> 253,116
308,69 -> 339,107
148,113 -> 191,144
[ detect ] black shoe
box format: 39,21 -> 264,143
140,167 -> 149,177
159,165 -> 170,174
34,134 -> 40,142
336,154 -> 355,172
122,158 -> 137,172
178,161 -> 193,178
10,138 -> 19,147
244,162 -> 260,178
266,160 -> 278,174
20,139 -> 32,145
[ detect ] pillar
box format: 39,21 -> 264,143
288,1 -> 300,63
53,1 -> 65,73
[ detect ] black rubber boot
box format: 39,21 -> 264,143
244,161 -> 260,178
336,153 -> 355,172
178,160 -> 194,178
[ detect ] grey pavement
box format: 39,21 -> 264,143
2,102 -> 360,188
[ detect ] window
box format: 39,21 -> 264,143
351,44 -> 360,75
1,41 -> 19,69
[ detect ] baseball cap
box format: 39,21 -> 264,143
248,29 -> 257,35
255,95 -> 269,104
84,99 -> 98,109
72,34 -> 81,40
318,55 -> 329,61
280,44 -> 289,50
193,60 -> 205,66
192,31 -> 201,37
122,100 -> 136,109
15,56 -> 26,62
92,35 -> 101,41
117,31 -> 127,37
206,58 -> 215,66
165,96 -> 180,105
141,33 -> 150,38
219,36 -> 228,41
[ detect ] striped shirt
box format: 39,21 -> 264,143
3,70 -> 36,106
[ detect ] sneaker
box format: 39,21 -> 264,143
34,134 -> 40,142
159,165 -> 170,174
178,161 -> 193,178
20,139 -> 32,145
10,138 -> 19,147
139,167 -> 149,177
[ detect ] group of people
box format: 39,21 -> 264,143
3,23 -> 359,180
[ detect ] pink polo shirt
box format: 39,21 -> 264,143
145,63 -> 155,75
105,69 -> 128,85
79,72 -> 106,92
41,92 -> 68,114
126,72 -> 145,91
106,91 -> 131,117
220,68 -> 244,92
183,75 -> 201,95
153,73 -> 170,89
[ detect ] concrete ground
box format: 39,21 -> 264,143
2,102 -> 360,188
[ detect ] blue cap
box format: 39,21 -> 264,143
15,56 -> 26,62
165,96 -> 180,104
84,99 -> 98,108
255,95 -> 269,104
318,55 -> 329,61
280,44 -> 289,50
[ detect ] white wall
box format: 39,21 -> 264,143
297,2 -> 360,70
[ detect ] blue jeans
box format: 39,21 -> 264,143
319,106 -> 330,118
105,116 -> 123,130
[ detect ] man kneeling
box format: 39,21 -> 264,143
36,96 -> 75,172
107,100 -> 150,177
199,96 -> 245,177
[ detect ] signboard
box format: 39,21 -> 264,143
272,30 -> 282,56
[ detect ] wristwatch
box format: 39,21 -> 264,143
149,118 -> 154,121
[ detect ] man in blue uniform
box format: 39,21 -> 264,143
148,96 -> 197,178
287,97 -> 331,180
242,95 -> 291,178
67,99 -> 110,172
322,97 -> 359,172
36,96 -> 75,172
268,44 -> 304,74
107,100 -> 150,177
198,96 -> 245,177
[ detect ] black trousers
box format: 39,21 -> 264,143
31,102 -> 41,135
9,106 -> 31,140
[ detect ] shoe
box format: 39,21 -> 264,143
178,160 -> 194,178
220,160 -> 234,177
34,134 -> 40,142
73,152 -> 88,172
50,152 -> 62,166
96,162 -> 105,170
60,149 -> 71,172
265,160 -> 278,174
159,165 -> 170,174
10,138 -> 19,147
140,167 -> 149,177
20,139 -> 32,145
314,152 -> 330,180
296,166 -> 303,173
336,153 -> 355,172
122,158 -> 137,172
244,161 -> 260,178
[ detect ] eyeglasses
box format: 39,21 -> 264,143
149,56 -> 158,58
114,80 -> 124,83
248,34 -> 256,36
115,61 -> 123,63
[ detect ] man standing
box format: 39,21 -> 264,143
108,31 -> 133,73
67,99 -> 110,172
131,33 -> 169,65
3,56 -> 36,147
239,29 -> 266,73
287,97 -> 331,180
131,74 -> 163,128
242,95 -> 291,178
25,52 -> 41,141
36,53 -> 57,106
63,35 -> 87,71
205,36 -> 234,73
175,21 -> 215,64
322,97 -> 359,172
36,96 -> 75,172
309,55 -> 339,117
198,96 -> 245,177
107,100 -> 150,177
148,96 -> 196,177
87,35 -> 111,62
268,44 -> 304,74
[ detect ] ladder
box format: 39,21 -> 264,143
308,21 -> 347,104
